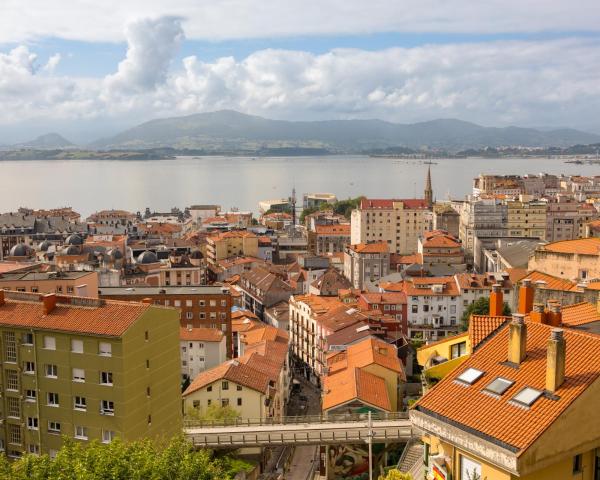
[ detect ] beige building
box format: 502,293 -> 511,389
351,198 -> 431,254
0,290 -> 181,458
0,271 -> 99,298
206,231 -> 259,265
506,198 -> 547,239
343,242 -> 390,290
528,237 -> 600,281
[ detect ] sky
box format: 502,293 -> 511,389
1,0 -> 600,144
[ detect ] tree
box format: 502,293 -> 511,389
186,404 -> 240,422
378,470 -> 413,480
460,297 -> 511,331
1,435 -> 253,480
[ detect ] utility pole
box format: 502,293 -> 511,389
367,410 -> 374,480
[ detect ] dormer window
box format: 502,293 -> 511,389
455,368 -> 484,386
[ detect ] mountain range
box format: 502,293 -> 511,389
10,111 -> 600,153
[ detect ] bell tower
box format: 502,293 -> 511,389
424,165 -> 433,208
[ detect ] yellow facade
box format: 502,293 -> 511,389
416,333 -> 470,369
506,200 -> 547,239
206,234 -> 259,264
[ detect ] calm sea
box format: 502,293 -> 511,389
1,155 -> 598,217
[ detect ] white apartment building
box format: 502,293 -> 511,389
343,242 -> 390,290
459,197 -> 508,254
180,327 -> 227,381
351,198 -> 431,254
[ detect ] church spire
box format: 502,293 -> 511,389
424,165 -> 433,208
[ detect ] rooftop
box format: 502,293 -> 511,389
561,302 -> 600,327
539,237 -> 600,256
360,198 -> 429,210
347,242 -> 389,254
180,327 -> 225,342
183,359 -> 271,396
99,286 -> 229,296
322,367 -> 391,412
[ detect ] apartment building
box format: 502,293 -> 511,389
0,290 -> 181,458
238,267 -> 294,319
350,198 -> 431,255
417,230 -> 466,267
506,198 -> 547,239
307,224 -> 350,255
343,242 -> 390,290
411,316 -> 600,480
206,231 -> 258,265
179,327 -> 227,381
0,271 -> 99,297
99,286 -> 233,357
546,198 -> 600,242
459,197 -> 507,254
528,237 -> 600,281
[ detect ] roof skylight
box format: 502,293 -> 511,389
456,367 -> 484,385
484,377 -> 514,396
511,387 -> 543,407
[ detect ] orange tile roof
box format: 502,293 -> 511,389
540,237 -> 600,256
521,270 -> 577,292
241,324 -> 288,345
360,292 -> 406,305
0,262 -> 37,274
394,253 -> 423,265
468,315 -> 510,350
561,302 -> 600,326
344,337 -> 404,378
183,360 -> 271,396
322,367 -> 391,412
314,224 -> 351,235
422,233 -> 462,249
348,242 -> 389,254
415,322 -> 600,453
403,277 -> 460,296
360,198 -> 429,210
0,294 -> 151,337
179,327 -> 224,342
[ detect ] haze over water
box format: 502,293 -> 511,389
1,155 -> 598,217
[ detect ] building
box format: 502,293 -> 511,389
0,290 -> 181,458
528,237 -> 600,281
309,268 -> 352,296
206,231 -> 259,265
351,198 -> 431,255
0,271 -> 99,297
417,230 -> 466,268
239,267 -> 294,319
433,204 -> 460,238
99,286 -> 233,357
180,327 -> 227,381
188,205 -> 221,224
258,199 -> 291,214
344,242 -> 390,290
411,315 -> 600,480
307,224 -> 351,255
506,197 -> 547,239
303,193 -> 337,210
459,197 -> 507,255
546,198 -> 600,242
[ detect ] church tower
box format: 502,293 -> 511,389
424,165 -> 433,208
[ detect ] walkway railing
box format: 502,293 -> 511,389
183,411 -> 409,428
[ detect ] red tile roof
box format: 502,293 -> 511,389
360,198 -> 429,210
561,302 -> 600,326
322,367 -> 391,411
0,293 -> 151,337
415,321 -> 600,452
179,327 -> 224,342
468,315 -> 511,350
540,237 -> 600,256
348,242 -> 389,254
183,360 -> 271,395
314,224 -> 351,235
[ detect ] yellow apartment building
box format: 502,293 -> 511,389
206,231 -> 258,265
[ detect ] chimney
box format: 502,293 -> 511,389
546,329 -> 566,393
547,304 -> 562,327
43,293 -> 57,315
508,314 -> 527,365
529,304 -> 547,324
518,279 -> 534,314
75,284 -> 88,297
0,290 -> 4,307
489,284 -> 504,316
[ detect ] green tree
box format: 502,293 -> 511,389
1,435 -> 254,480
378,470 -> 413,480
460,297 -> 511,331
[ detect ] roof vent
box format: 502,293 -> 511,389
356,325 -> 370,333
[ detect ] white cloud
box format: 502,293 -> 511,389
1,0 -> 599,43
43,53 -> 61,72
1,17 -> 600,136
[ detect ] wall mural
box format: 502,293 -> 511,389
327,443 -> 400,480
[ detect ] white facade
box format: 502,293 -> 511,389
181,337 -> 227,380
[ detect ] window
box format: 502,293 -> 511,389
47,392 -> 59,407
207,399 -> 212,406
484,377 -> 514,396
25,389 -> 36,402
186,312 -> 193,320
100,371 -> 113,385
221,398 -> 229,407
221,300 -> 227,307
7,397 -> 20,417
210,300 -> 216,307
450,342 -> 467,359
511,387 -> 543,407
146,359 -> 150,369
6,369 -> 18,391
74,396 -> 87,411
237,398 -> 242,406
22,333 -> 34,345
207,385 -> 212,392
8,425 -> 21,445
573,454 -> 583,474
74,425 -> 88,440
73,368 -> 85,382
147,415 -> 152,425
102,430 -> 116,444
24,361 -> 35,374
4,332 -> 16,362
27,444 -> 40,455
43,336 -> 56,350
186,300 -> 192,307
27,417 -> 38,430
144,331 -> 149,341
210,312 -> 217,319
46,364 -> 58,378
222,381 -> 229,390
199,300 -> 206,307
456,368 -> 484,385
71,339 -> 83,353
146,386 -> 151,397
174,300 -> 181,307
461,456 -> 482,480
99,342 -> 111,356
237,385 -> 242,391
101,400 -> 114,415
